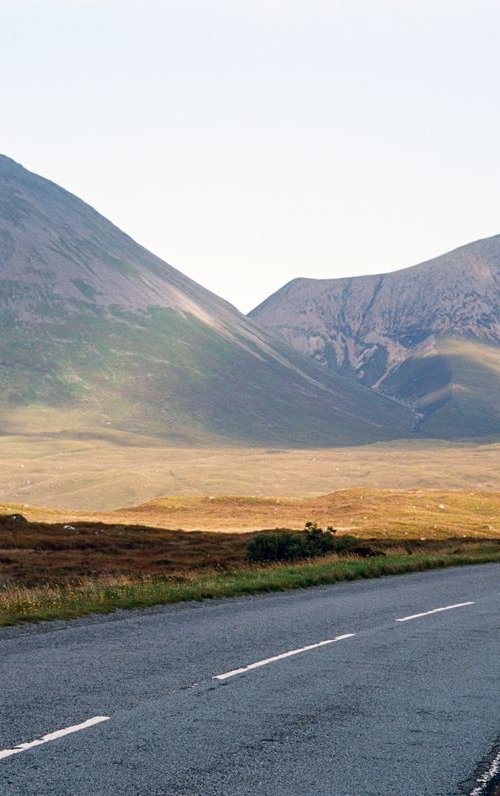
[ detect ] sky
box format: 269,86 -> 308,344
1,0 -> 499,312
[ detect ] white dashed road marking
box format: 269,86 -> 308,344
396,601 -> 475,623
0,594 -> 481,764
0,716 -> 110,761
470,748 -> 500,795
213,633 -> 356,680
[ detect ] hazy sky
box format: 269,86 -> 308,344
1,0 -> 499,312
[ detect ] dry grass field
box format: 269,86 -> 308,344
2,433 -> 500,604
2,488 -> 500,538
0,433 -> 499,511
0,513 -> 249,586
1,507 -> 499,591
3,468 -> 500,625
115,488 -> 500,537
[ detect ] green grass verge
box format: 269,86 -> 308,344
2,549 -> 500,627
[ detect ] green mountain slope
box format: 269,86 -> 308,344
381,338 -> 500,437
0,155 -> 413,445
250,237 -> 500,439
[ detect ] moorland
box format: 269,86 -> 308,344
2,438 -> 500,626
2,435 -> 500,512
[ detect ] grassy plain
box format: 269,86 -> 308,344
4,508 -> 500,591
1,434 -> 500,511
2,487 -> 500,538
2,476 -> 500,625
1,435 -> 499,625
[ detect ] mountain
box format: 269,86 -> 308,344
0,154 -> 413,446
250,237 -> 500,438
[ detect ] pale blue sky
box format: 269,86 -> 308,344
1,0 -> 499,311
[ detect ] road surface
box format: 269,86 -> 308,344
1,564 -> 500,794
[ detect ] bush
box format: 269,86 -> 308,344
304,521 -> 335,556
246,522 -> 358,563
246,531 -> 308,563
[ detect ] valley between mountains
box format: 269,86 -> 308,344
2,153 -> 499,455
0,154 -> 412,448
4,10 -> 500,796
1,154 -> 500,629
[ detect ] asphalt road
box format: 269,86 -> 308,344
1,564 -> 500,795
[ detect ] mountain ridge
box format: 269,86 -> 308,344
0,154 -> 414,446
250,235 -> 500,437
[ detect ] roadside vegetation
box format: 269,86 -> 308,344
246,522 -> 357,562
1,514 -> 500,626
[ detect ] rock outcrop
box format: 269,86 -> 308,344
250,237 -> 500,437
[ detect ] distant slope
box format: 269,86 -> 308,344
0,155 -> 413,445
250,236 -> 500,438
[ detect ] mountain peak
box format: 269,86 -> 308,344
0,153 -> 25,173
250,235 -> 500,438
0,156 -> 414,445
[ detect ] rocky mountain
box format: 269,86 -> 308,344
250,237 -> 500,438
0,154 -> 413,446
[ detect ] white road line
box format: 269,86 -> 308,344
470,748 -> 500,795
396,601 -> 475,623
213,633 -> 356,680
0,716 -> 110,761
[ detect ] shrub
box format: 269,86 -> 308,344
304,521 -> 335,555
246,522 -> 358,563
246,531 -> 308,563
